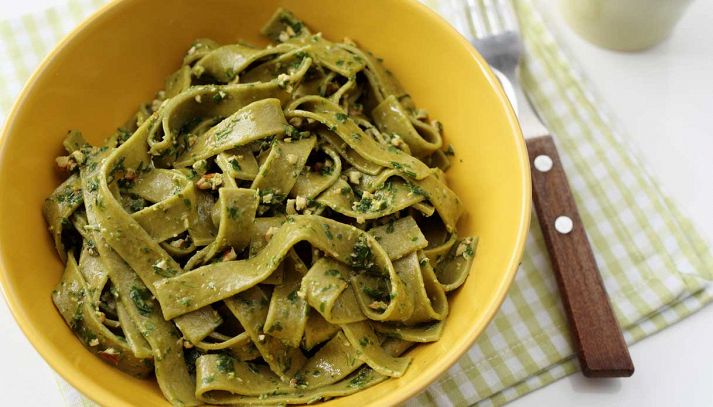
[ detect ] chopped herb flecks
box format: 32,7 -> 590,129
350,235 -> 374,269
129,286 -> 154,316
216,354 -> 235,374
322,223 -> 334,240
444,144 -> 456,156
227,206 -> 240,220
335,113 -> 348,123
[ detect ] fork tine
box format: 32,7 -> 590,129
481,0 -> 504,34
465,0 -> 489,38
494,0 -> 520,32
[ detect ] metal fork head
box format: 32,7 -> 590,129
468,0 -> 523,76
467,0 -> 550,138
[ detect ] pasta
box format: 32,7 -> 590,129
43,9 -> 477,405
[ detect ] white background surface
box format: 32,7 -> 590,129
1,0 -> 712,405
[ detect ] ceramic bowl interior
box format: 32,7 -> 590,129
0,0 -> 530,405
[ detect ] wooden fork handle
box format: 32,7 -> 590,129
526,135 -> 634,378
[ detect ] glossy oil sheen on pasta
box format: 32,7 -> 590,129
43,9 -> 477,406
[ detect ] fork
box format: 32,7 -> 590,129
469,0 -> 634,378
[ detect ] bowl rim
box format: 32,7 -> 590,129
0,0 -> 531,405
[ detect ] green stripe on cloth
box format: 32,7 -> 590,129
1,0 -> 711,406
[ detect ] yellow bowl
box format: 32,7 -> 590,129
0,0 -> 530,405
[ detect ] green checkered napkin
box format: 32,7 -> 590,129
2,0 -> 711,406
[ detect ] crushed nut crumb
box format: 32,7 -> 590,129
347,170 -> 362,185
222,247 -> 237,262
195,173 -> 223,190
286,199 -> 296,215
295,196 -> 307,211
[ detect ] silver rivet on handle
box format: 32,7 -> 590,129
534,154 -> 553,172
554,216 -> 574,234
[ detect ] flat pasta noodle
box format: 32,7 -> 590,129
302,310 -> 341,350
77,147 -> 199,405
43,174 -> 83,262
301,257 -> 366,324
371,95 -> 442,158
42,8 -> 478,406
52,252 -> 154,379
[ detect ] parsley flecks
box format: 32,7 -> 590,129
391,161 -> 417,178
108,157 -> 126,180
387,145 -> 402,155
279,354 -> 293,375
259,188 -> 286,204
464,242 -> 474,257
227,206 -> 240,220
350,235 -> 374,269
285,124 -> 301,139
214,125 -> 233,142
306,197 -> 323,209
125,197 -> 145,213
55,188 -> 83,205
320,164 -> 334,176
335,112 -> 348,123
212,92 -> 227,103
322,223 -> 334,240
354,197 -> 373,213
444,144 -> 456,156
279,16 -> 303,35
94,196 -> 104,210
69,305 -> 84,330
362,286 -> 389,302
216,354 -> 235,374
406,182 -> 429,197
129,286 -> 154,316
225,67 -> 237,81
87,179 -> 99,193
152,263 -> 176,278
229,158 -> 241,172
115,128 -> 132,145
288,51 -> 308,71
246,361 -> 260,374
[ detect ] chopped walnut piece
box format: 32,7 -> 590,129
195,173 -> 223,190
